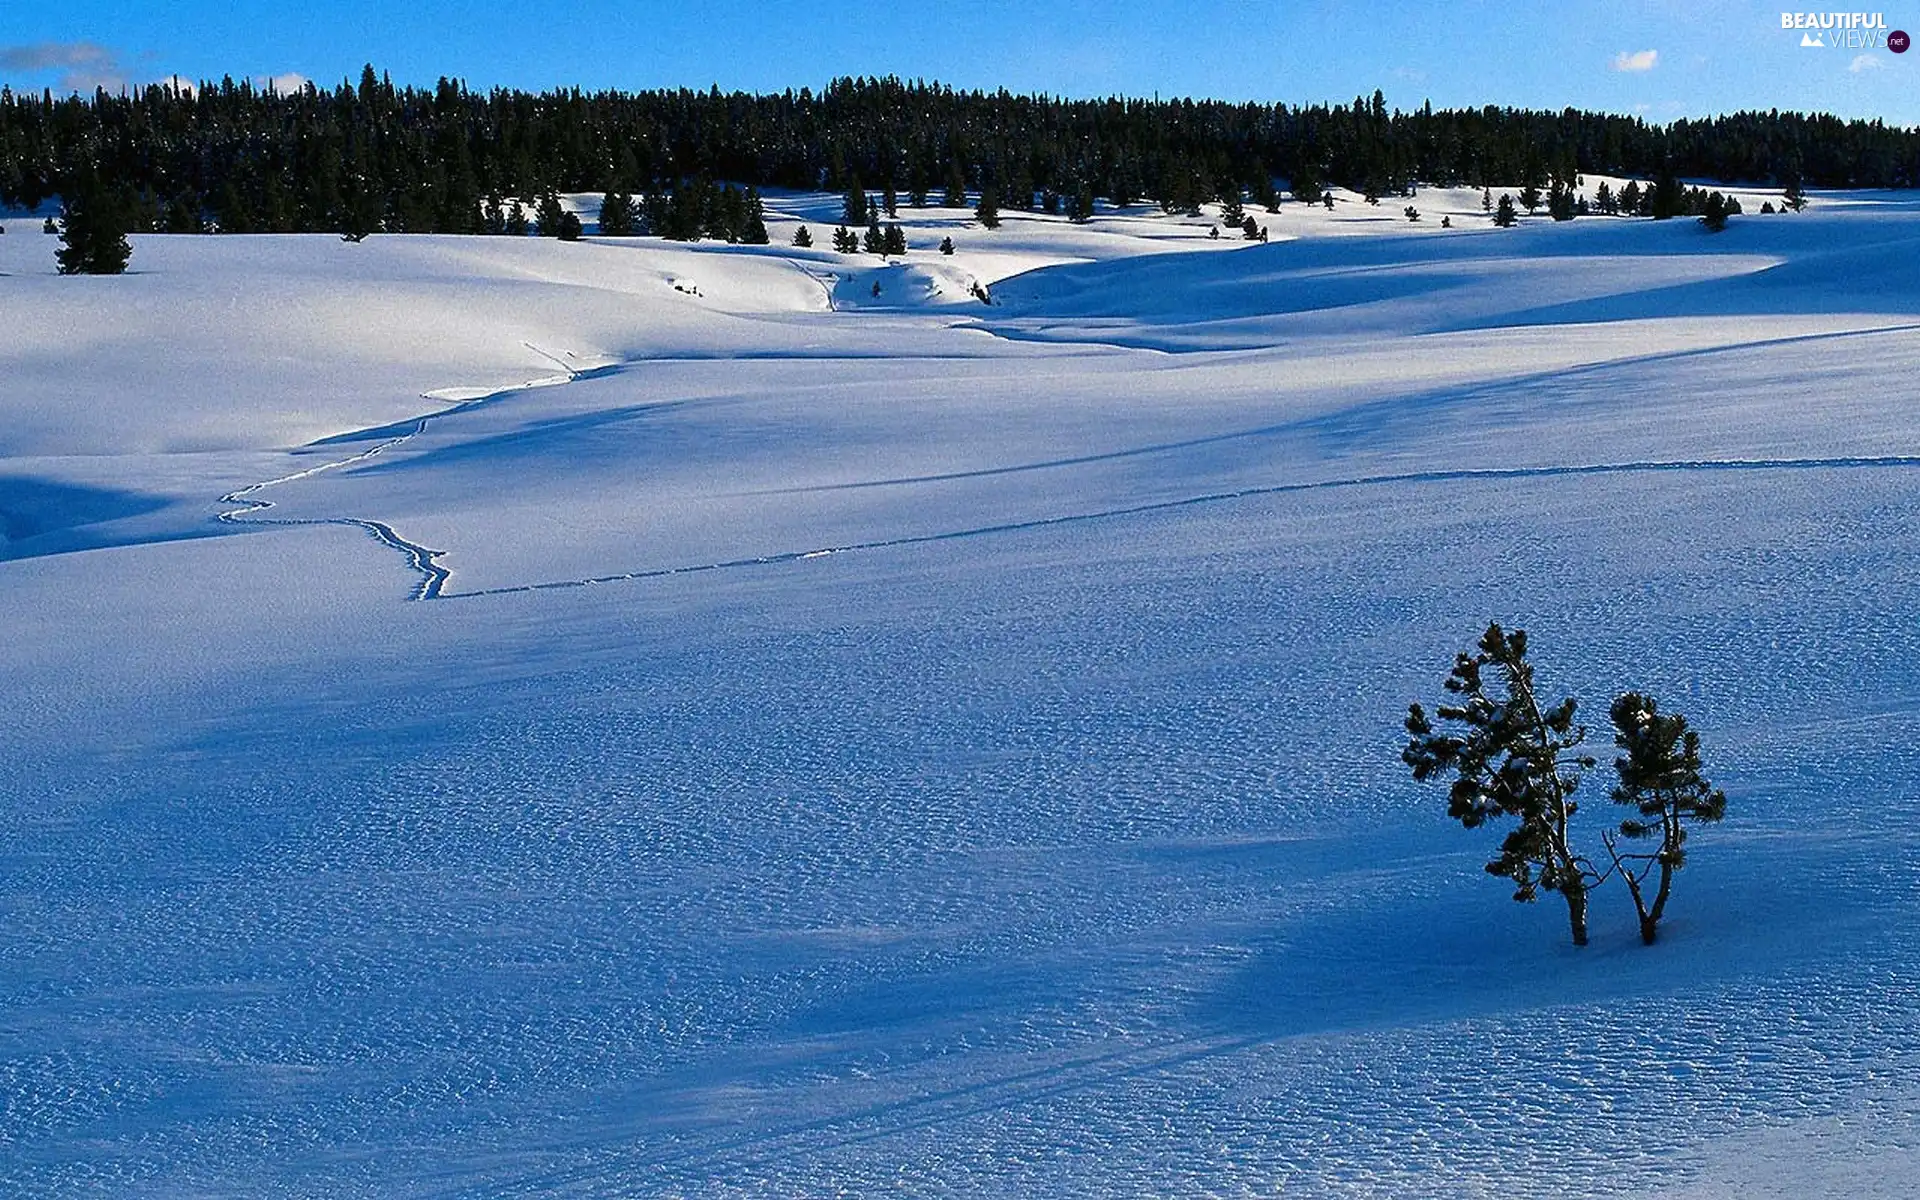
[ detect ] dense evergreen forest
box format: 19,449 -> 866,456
2,69 -> 1914,235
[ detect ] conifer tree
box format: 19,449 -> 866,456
1519,181 -> 1542,213
1482,187 -> 1492,212
1594,181 -> 1616,215
55,181 -> 133,275
863,218 -> 883,254
1602,694 -> 1726,944
1404,205 -> 1420,222
598,191 -> 636,236
1220,194 -> 1246,229
1547,181 -> 1576,221
536,190 -> 568,237
1650,168 -> 1684,219
1782,179 -> 1808,212
832,224 -> 858,253
843,180 -> 868,226
504,204 -> 529,236
882,223 -> 906,256
792,224 -> 813,247
944,164 -> 967,208
1619,180 -> 1642,216
974,187 -> 1000,229
939,235 -> 955,255
1699,190 -> 1731,232
1493,193 -> 1518,226
740,187 -> 770,244
1403,624 -> 1603,946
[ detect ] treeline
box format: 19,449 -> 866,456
1,69 -> 1914,235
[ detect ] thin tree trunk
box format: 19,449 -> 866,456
1563,879 -> 1589,947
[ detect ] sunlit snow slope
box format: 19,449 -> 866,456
2,190 -> 1917,1198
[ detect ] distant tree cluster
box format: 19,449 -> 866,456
0,71 -> 1910,240
1404,624 -> 1727,947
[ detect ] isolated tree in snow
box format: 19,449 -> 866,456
1519,181 -> 1542,214
1602,693 -> 1725,945
1242,215 -> 1261,239
1404,205 -> 1420,222
863,218 -> 883,254
1403,623 -> 1602,946
1618,180 -> 1643,216
1699,190 -> 1731,233
598,190 -> 637,236
1481,186 -> 1492,212
938,235 -> 955,255
792,224 -> 812,247
831,224 -> 858,253
55,181 -> 133,275
974,187 -> 1000,229
882,223 -> 907,256
535,191 -> 566,237
1322,194 -> 1334,210
1594,181 -> 1616,215
1493,194 -> 1518,227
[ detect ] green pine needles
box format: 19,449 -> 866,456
1404,623 -> 1726,947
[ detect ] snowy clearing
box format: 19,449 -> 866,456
2,190 -> 1917,1197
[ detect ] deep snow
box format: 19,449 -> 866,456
1,189 -> 1917,1197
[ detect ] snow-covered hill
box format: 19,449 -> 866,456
2,190 -> 1917,1197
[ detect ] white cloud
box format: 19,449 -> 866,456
1849,54 -> 1885,73
256,72 -> 310,94
1610,49 -> 1659,73
0,41 -> 126,91
153,74 -> 197,96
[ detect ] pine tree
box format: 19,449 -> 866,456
1594,181 -> 1616,215
863,218 -> 883,254
536,191 -> 568,237
1404,205 -> 1421,222
938,235 -> 955,255
1602,694 -> 1727,944
1067,182 -> 1095,223
1619,180 -> 1643,216
504,204 -> 529,237
944,164 -> 967,208
1290,163 -> 1322,204
832,224 -> 858,253
1547,181 -> 1576,221
1241,215 -> 1260,239
1220,194 -> 1246,229
55,182 -> 133,275
1782,179 -> 1808,212
1699,190 -> 1731,233
1650,167 -> 1684,219
1493,193 -> 1518,227
882,223 -> 906,256
883,184 -> 898,218
1404,624 -> 1603,947
555,210 -> 583,240
843,180 -> 868,226
482,193 -> 507,234
974,187 -> 1000,229
1481,186 -> 1492,212
740,187 -> 770,244
598,190 -> 637,236
1519,181 -> 1542,213
792,224 -> 813,247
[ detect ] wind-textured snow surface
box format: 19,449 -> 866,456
2,191 -> 1918,1197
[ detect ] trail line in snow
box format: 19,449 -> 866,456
215,348 -> 595,600
447,452 -> 1920,601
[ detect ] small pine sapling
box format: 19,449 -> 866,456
1602,694 -> 1727,944
1403,624 -> 1603,946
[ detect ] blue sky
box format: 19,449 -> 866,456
1,1 -> 1914,124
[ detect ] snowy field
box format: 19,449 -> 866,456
2,188 -> 1918,1196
